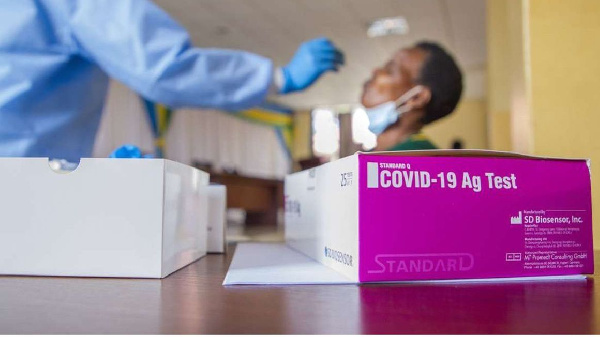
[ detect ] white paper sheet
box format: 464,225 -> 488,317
223,242 -> 353,285
223,243 -> 587,285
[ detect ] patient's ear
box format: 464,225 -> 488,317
406,85 -> 431,110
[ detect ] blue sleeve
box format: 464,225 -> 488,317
65,0 -> 273,110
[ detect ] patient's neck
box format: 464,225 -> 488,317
374,119 -> 423,151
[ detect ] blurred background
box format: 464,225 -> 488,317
92,0 -> 599,247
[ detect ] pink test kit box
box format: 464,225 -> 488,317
284,150 -> 594,282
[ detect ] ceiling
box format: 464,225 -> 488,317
154,0 -> 486,110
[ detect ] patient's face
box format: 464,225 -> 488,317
361,47 -> 427,108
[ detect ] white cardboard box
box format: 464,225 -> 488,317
206,184 -> 227,253
0,158 -> 217,278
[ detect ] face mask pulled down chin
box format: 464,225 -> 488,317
365,86 -> 423,135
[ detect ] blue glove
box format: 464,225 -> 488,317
109,144 -> 154,158
280,37 -> 344,94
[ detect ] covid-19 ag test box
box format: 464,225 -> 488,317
284,150 -> 594,282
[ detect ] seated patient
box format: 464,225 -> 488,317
362,41 -> 463,151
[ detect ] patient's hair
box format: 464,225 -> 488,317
414,41 -> 463,124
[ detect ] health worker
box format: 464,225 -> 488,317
0,0 -> 344,162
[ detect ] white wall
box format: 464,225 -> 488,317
94,80 -> 290,179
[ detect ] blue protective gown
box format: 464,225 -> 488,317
0,0 -> 273,161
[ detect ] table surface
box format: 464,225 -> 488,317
0,247 -> 598,334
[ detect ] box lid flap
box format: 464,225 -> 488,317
357,149 -> 588,161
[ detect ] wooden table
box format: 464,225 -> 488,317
0,248 -> 597,334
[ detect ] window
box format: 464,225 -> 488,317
311,108 -> 339,159
351,107 -> 377,151
311,106 -> 377,160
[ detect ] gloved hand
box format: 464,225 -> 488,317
280,37 -> 344,94
109,144 -> 154,158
